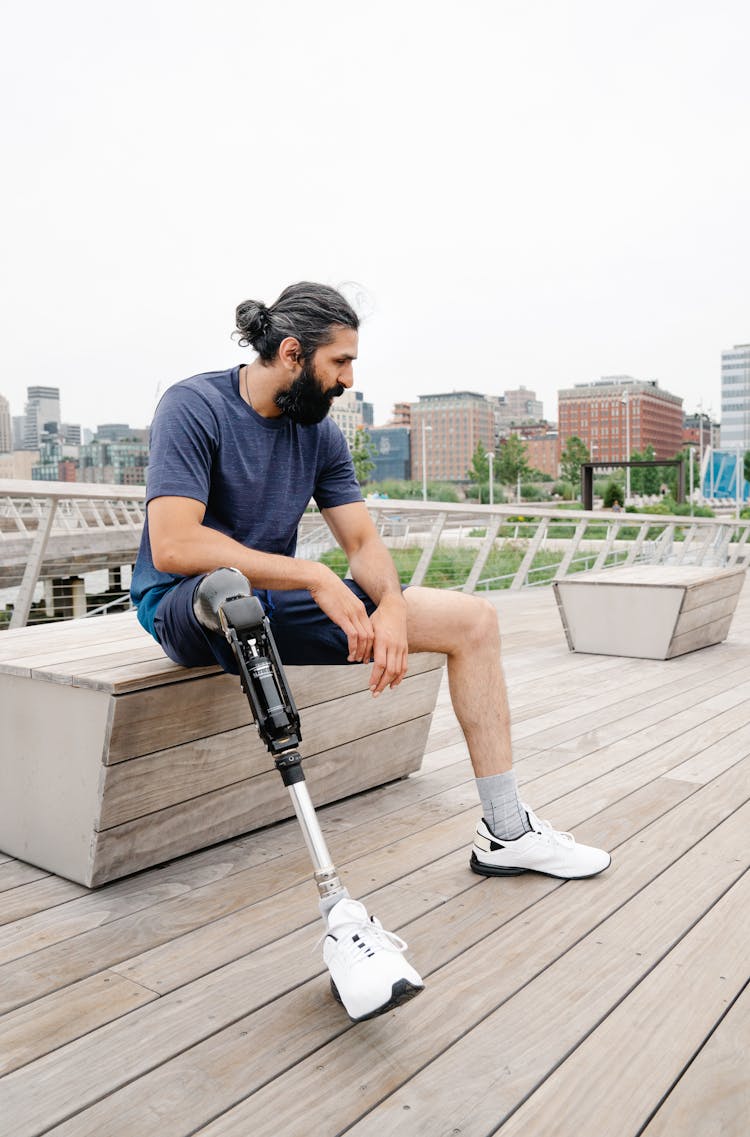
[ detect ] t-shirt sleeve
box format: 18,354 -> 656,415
313,420 -> 364,510
145,384 -> 219,506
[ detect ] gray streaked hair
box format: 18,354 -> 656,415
235,282 -> 359,363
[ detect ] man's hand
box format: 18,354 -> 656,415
309,567 -> 375,663
369,593 -> 409,696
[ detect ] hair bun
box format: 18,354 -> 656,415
235,299 -> 271,348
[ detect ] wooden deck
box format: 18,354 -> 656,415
1,583 -> 748,1136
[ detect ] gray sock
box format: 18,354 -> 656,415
476,770 -> 531,840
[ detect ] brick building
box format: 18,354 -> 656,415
410,391 -> 495,483
512,427 -> 560,479
558,377 -> 683,463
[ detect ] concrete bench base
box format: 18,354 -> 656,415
553,564 -> 745,660
0,611 -> 445,887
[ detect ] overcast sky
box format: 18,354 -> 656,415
2,0 -> 748,434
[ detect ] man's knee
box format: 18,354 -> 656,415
193,567 -> 251,632
463,594 -> 500,648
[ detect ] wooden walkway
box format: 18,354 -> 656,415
1,584 -> 748,1136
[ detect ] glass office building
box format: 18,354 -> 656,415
720,344 -> 750,450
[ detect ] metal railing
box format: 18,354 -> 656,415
0,480 -> 146,628
2,482 -> 749,628
362,500 -> 750,592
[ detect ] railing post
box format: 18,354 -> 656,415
510,518 -> 548,590
462,514 -> 502,592
9,497 -> 58,629
409,513 -> 447,586
554,518 -> 587,579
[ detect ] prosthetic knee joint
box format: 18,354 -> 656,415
194,569 -> 347,910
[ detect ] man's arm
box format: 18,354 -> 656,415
148,496 -> 375,662
321,501 -> 409,695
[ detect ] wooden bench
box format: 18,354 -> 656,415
553,564 -> 746,660
0,611 -> 445,887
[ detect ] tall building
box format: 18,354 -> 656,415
558,376 -> 683,462
410,392 -> 495,483
492,387 -> 544,436
60,423 -> 82,446
0,394 -> 11,453
23,386 -> 61,449
329,389 -> 373,447
720,344 -> 750,451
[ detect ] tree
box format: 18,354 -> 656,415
560,436 -> 590,490
467,440 -> 490,501
351,428 -> 376,485
467,439 -> 489,485
641,444 -> 661,496
744,450 -> 750,488
496,434 -> 529,487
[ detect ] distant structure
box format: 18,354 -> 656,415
12,416 -> 26,450
509,422 -> 559,478
558,376 -> 683,462
683,412 -> 719,452
491,387 -> 544,436
368,426 -> 411,481
78,429 -> 149,485
410,391 -> 495,483
387,402 -> 412,428
720,344 -> 750,451
23,386 -> 61,450
97,423 -> 136,442
329,389 -> 374,448
0,394 -> 11,453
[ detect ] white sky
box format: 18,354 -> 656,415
1,0 -> 748,434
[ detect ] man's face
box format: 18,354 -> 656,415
275,327 -> 358,425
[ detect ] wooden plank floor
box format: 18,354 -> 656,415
1,583 -> 748,1137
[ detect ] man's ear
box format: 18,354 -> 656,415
278,336 -> 303,370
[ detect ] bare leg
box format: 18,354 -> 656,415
403,587 -> 512,777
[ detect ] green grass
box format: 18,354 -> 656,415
320,546 -> 599,590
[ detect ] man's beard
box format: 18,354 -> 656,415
274,360 -> 344,425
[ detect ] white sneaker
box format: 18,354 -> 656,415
322,897 -> 424,1022
470,806 -> 611,879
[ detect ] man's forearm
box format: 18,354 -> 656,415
347,536 -> 405,607
154,522 -> 330,594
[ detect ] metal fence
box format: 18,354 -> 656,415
2,481 -> 749,628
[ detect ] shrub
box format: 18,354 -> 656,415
603,480 -> 624,508
551,480 -> 575,499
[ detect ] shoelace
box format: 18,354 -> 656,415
523,805 -> 575,847
318,917 -> 409,960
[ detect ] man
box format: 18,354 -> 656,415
131,281 -> 610,1022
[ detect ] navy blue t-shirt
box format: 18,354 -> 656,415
131,365 -> 363,636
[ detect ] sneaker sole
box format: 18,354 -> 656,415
330,977 -> 424,1023
470,851 -> 612,880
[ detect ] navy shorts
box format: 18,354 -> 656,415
153,574 -> 378,674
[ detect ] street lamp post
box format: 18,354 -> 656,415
488,452 -> 494,506
621,389 -> 631,504
698,400 -> 704,504
421,421 -> 432,502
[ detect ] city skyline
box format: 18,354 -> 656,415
2,2 -> 748,436
0,365 -> 726,450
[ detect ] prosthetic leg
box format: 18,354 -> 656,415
194,569 -> 348,915
195,569 -> 424,1020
